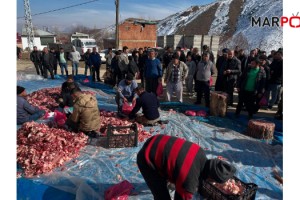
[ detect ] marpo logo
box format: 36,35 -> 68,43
251,12 -> 300,28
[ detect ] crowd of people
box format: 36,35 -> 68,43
28,44 -> 283,120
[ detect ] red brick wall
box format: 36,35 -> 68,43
119,21 -> 156,49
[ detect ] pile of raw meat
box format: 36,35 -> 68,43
25,87 -> 61,112
99,110 -> 152,142
17,122 -> 88,177
25,87 -> 96,113
210,178 -> 245,195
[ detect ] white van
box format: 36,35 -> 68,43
71,38 -> 98,59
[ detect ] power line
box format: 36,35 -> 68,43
17,0 -> 101,19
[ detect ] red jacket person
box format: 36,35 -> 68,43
137,134 -> 236,200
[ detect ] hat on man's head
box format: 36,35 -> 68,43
126,74 -> 134,81
259,55 -> 268,61
208,158 -> 236,183
17,86 -> 25,95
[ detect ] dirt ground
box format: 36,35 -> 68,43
17,57 -> 277,118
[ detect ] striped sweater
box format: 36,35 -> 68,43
141,134 -> 207,199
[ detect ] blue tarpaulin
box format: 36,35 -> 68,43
17,74 -> 283,200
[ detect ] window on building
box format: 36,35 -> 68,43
125,26 -> 131,31
40,37 -> 54,45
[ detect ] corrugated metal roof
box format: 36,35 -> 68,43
21,28 -> 56,37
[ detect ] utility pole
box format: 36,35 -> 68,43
115,0 -> 119,50
24,0 -> 35,51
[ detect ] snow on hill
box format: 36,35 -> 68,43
157,0 -> 283,53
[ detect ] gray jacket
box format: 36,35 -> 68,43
195,60 -> 216,81
17,96 -> 41,125
186,60 -> 197,76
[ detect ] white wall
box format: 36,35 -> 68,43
21,36 -> 56,51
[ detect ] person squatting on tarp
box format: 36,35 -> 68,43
128,85 -> 160,126
17,86 -> 45,125
137,134 -> 236,200
66,88 -> 101,138
58,75 -> 80,108
115,74 -> 138,115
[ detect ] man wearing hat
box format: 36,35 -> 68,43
17,86 -> 45,125
115,74 -> 138,115
137,134 -> 236,200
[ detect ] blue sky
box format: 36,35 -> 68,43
17,0 -> 215,32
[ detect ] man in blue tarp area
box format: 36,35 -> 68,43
137,134 -> 236,200
128,85 -> 160,126
115,74 -> 138,116
17,86 -> 45,125
66,88 -> 101,138
59,75 -> 80,109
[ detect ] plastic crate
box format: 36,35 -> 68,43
200,176 -> 258,200
89,123 -> 138,148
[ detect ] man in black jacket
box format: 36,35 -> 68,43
129,86 -> 160,125
59,75 -> 80,108
163,47 -> 173,74
41,47 -> 55,79
30,46 -> 43,76
50,48 -> 58,75
268,51 -> 283,109
238,49 -> 247,73
215,48 -> 229,92
224,50 -> 241,106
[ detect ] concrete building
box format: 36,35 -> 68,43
119,18 -> 157,49
21,28 -> 56,51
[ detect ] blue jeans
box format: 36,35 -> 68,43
72,62 -> 79,76
28,110 -> 45,121
84,64 -> 92,76
59,63 -> 68,76
268,84 -> 282,107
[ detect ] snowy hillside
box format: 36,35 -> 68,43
157,0 -> 283,52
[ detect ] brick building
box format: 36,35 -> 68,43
119,18 -> 157,49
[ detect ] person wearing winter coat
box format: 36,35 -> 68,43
224,50 -> 242,106
17,86 -> 45,125
267,51 -> 283,109
185,54 -> 197,95
127,55 -> 139,78
164,53 -> 188,103
68,46 -> 81,76
89,47 -> 102,82
41,47 -> 55,79
66,88 -> 101,136
30,46 -> 43,76
138,48 -> 148,87
235,59 -> 266,118
144,50 -> 163,95
50,48 -> 58,75
163,47 -> 173,74
84,49 -> 92,77
194,52 -> 216,107
215,48 -> 229,92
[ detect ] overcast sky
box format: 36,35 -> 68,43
17,0 -> 215,33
